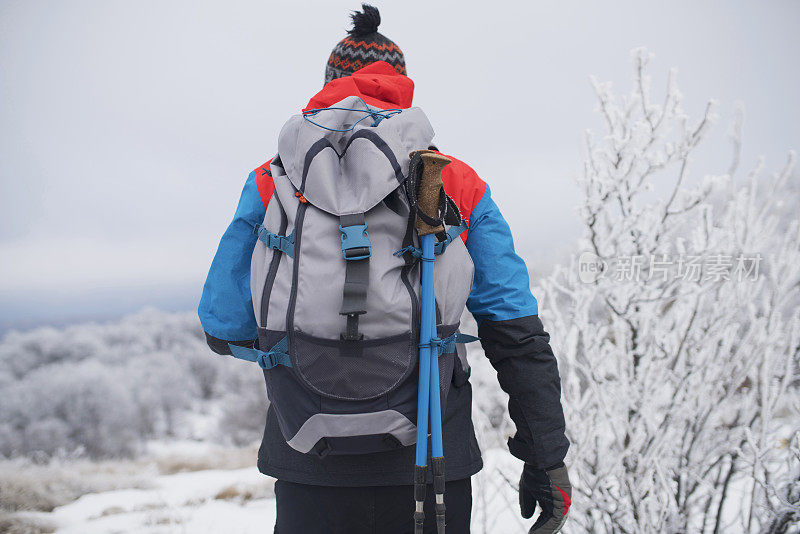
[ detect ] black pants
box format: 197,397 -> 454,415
274,478 -> 472,533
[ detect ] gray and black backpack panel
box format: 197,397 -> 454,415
231,97 -> 475,457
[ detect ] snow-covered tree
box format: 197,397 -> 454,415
538,48 -> 800,533
0,309 -> 265,458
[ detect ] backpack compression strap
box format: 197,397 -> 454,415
394,220 -> 469,259
227,337 -> 292,370
339,212 -> 371,341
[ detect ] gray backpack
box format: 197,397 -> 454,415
230,96 -> 475,457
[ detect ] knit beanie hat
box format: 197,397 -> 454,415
325,4 -> 406,85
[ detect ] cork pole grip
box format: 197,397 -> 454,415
411,150 -> 451,236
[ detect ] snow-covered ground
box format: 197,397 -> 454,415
1,440 -> 275,533
46,466 -> 276,534
3,441 -> 529,534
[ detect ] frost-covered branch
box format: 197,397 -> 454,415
540,49 -> 800,533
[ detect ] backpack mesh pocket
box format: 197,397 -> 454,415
290,331 -> 415,401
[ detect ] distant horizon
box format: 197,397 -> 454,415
0,281 -> 200,335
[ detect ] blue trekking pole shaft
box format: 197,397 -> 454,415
425,233 -> 447,534
415,232 -> 435,466
423,233 -> 442,459
411,150 -> 452,534
414,232 -> 434,533
414,256 -> 432,464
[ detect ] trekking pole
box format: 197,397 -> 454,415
412,150 -> 452,534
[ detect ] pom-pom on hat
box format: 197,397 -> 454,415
325,4 -> 406,85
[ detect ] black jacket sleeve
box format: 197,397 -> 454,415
478,314 -> 569,469
204,332 -> 257,356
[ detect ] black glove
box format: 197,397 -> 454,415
519,462 -> 572,534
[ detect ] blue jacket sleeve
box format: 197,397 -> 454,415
198,171 -> 265,354
465,185 -> 539,323
464,185 -> 569,470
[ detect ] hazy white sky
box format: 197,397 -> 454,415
1,0 -> 799,328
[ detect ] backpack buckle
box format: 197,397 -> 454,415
256,351 -> 278,369
339,223 -> 371,261
254,225 -> 295,258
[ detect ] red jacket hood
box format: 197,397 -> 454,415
303,61 -> 414,112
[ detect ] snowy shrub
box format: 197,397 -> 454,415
123,350 -> 201,437
533,49 -> 800,533
1,359 -> 140,457
0,309 -> 260,459
217,364 -> 269,446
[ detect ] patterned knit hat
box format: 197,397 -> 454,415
325,4 -> 406,85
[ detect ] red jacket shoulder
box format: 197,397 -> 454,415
437,153 -> 488,230
253,158 -> 275,209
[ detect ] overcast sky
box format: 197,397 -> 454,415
1,0 -> 798,329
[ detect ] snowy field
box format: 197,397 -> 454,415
1,441 -> 271,533
1,441 -> 527,534
34,467 -> 275,534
